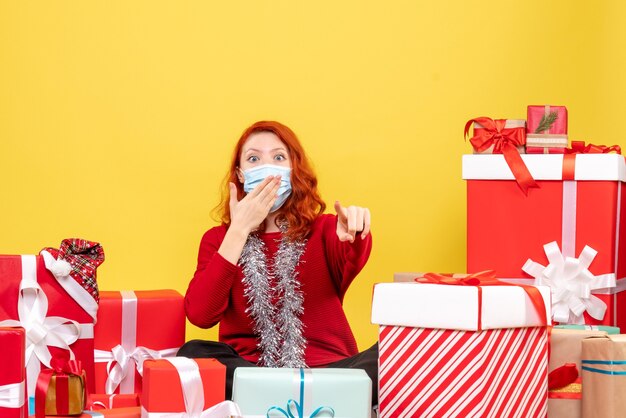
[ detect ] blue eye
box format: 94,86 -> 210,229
274,154 -> 286,161
247,156 -> 259,163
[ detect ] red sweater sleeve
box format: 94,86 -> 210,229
321,214 -> 373,297
184,226 -> 239,328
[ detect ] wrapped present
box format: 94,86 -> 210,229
0,244 -> 103,398
37,406 -> 142,418
141,357 -> 235,417
371,272 -> 551,418
464,117 -> 537,194
582,334 -> 626,417
93,290 -> 185,394
232,367 -> 371,418
548,328 -> 608,418
463,153 -> 626,329
0,327 -> 27,418
526,145 -> 567,154
87,393 -> 140,410
554,324 -> 620,334
34,359 -> 86,418
527,105 -> 568,135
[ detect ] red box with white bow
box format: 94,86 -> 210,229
0,255 -> 98,399
463,153 -> 626,329
371,279 -> 551,418
93,290 -> 185,395
141,358 -> 235,417
0,327 -> 27,418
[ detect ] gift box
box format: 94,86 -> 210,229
35,359 -> 86,417
582,334 -> 626,417
141,358 -> 231,417
527,105 -> 568,135
371,276 -> 551,418
87,393 -> 140,411
93,290 -> 185,394
554,324 -> 620,334
232,367 -> 371,418
0,254 -> 99,398
548,328 -> 608,418
0,327 -> 27,418
463,153 -> 626,329
34,406 -> 142,418
526,145 -> 567,154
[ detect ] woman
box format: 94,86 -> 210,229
178,120 -> 377,402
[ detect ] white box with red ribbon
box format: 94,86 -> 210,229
464,152 -> 626,330
371,276 -> 551,418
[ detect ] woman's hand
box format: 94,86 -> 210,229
334,201 -> 371,243
228,176 -> 281,236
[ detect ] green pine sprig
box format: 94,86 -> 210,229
534,110 -> 559,133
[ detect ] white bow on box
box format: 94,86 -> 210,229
523,241 -> 616,324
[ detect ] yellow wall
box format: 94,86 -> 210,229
1,1 -> 625,350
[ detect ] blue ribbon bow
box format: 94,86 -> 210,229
266,369 -> 335,418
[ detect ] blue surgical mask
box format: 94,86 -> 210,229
242,164 -> 292,213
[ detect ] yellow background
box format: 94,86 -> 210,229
2,1 -> 625,350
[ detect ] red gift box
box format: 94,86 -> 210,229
141,358 -> 231,416
371,278 -> 550,418
526,146 -> 566,154
0,255 -> 98,398
0,327 -> 27,418
93,290 -> 185,395
527,105 -> 568,135
87,393 -> 140,410
464,153 -> 626,329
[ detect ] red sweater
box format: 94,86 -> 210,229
184,213 -> 372,366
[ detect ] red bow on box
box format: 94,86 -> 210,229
566,141 -> 622,155
35,358 -> 86,418
465,117 -> 538,195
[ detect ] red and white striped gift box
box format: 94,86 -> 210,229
372,280 -> 551,418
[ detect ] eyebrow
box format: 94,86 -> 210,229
243,147 -> 287,154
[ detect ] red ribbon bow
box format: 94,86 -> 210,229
465,117 -> 538,195
548,363 -> 579,390
35,359 -> 86,418
566,141 -> 622,155
416,270 -> 547,330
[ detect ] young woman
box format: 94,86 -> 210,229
178,120 -> 377,402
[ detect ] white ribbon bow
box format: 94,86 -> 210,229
522,241 -> 616,324
0,255 -> 82,397
95,345 -> 178,394
0,381 -> 25,408
142,357 -> 242,418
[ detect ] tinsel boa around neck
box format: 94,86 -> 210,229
239,230 -> 307,367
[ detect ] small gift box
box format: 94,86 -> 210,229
371,272 -> 551,418
34,359 -> 86,418
464,117 -> 537,194
233,367 -> 371,418
87,393 -> 140,411
141,358 -> 236,417
93,290 -> 185,395
582,334 -> 626,417
0,327 -> 26,418
527,105 -> 568,135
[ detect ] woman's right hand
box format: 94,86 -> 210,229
228,175 -> 281,235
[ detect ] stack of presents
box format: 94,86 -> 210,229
1,105 -> 625,418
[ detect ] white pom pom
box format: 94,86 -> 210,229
50,259 -> 72,278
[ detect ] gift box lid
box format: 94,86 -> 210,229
462,154 -> 626,181
371,282 -> 551,330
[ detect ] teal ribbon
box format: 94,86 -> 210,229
582,360 -> 626,375
266,369 -> 335,418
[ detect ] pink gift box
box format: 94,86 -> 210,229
527,105 -> 568,135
